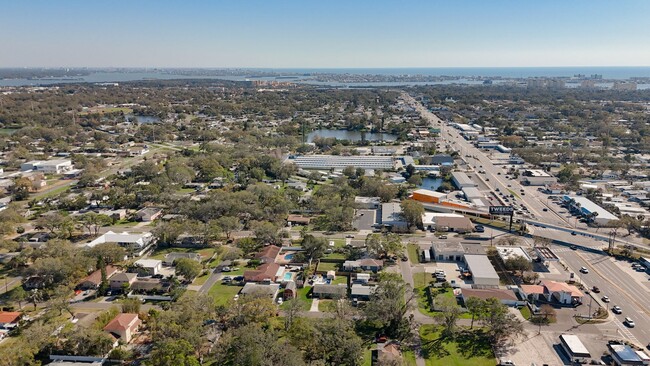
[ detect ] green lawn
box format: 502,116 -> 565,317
318,299 -> 338,312
208,282 -> 243,306
317,261 -> 340,272
323,252 -> 347,260
519,306 -> 531,320
192,271 -> 211,286
403,350 -> 417,366
407,244 -> 421,264
419,325 -> 496,366
280,286 -> 312,311
331,275 -> 348,285
412,272 -> 430,288
149,247 -> 216,261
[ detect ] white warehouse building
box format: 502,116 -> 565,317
21,159 -> 73,175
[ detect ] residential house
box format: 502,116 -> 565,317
240,282 -> 280,299
350,283 -> 376,301
312,283 -> 347,299
255,245 -> 281,263
110,272 -> 137,290
244,262 -> 281,282
131,278 -> 169,292
0,311 -> 21,329
287,214 -> 311,226
78,265 -> 119,290
134,207 -> 163,222
103,313 -> 141,343
133,259 -> 162,276
342,258 -> 384,273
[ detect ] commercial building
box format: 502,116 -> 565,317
87,231 -> 154,250
521,169 -> 557,186
411,189 -> 447,204
559,334 -> 591,363
435,215 -> 474,233
562,195 -> 619,225
461,186 -> 483,200
460,288 -> 522,307
20,159 -> 73,175
355,196 -> 381,209
286,155 -> 395,170
495,246 -> 532,263
381,202 -> 408,231
463,254 -> 500,287
608,343 -> 649,366
451,172 -> 477,188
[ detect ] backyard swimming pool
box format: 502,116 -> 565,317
283,272 -> 293,281
284,253 -> 294,260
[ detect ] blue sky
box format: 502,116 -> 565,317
1,0 -> 649,68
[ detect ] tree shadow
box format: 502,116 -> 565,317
419,328 -> 451,359
454,329 -> 493,359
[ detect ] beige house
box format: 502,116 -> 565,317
103,313 -> 141,343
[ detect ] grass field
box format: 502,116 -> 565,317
78,107 -> 133,116
208,282 -> 242,306
281,286 -> 313,311
519,305 -> 531,320
317,261 -> 340,272
419,325 -> 496,366
318,299 -> 338,312
407,244 -> 420,264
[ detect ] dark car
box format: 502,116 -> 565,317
474,225 -> 485,233
542,208 -> 548,212
571,231 -> 577,236
592,286 -> 600,293
570,245 -> 578,250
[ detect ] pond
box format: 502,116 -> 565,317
419,177 -> 443,191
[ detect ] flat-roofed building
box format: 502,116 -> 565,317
521,169 -> 557,186
451,172 -> 477,188
495,246 -> 532,263
381,202 -> 408,231
20,159 -> 73,175
411,189 -> 447,204
286,155 -> 395,170
562,195 -> 619,225
463,254 -> 499,287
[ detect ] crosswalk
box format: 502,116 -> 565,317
614,319 -> 640,344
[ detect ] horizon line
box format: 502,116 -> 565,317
2,65 -> 650,70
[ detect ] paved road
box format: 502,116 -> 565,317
199,270 -> 222,294
557,249 -> 650,346
403,92 -> 648,250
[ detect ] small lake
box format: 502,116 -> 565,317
307,129 -> 397,142
419,177 -> 443,191
125,114 -> 160,124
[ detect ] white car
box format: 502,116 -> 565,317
580,267 -> 589,274
624,317 -> 635,327
601,296 -> 610,303
277,297 -> 283,305
612,305 -> 622,314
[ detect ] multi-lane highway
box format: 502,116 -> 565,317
403,92 -> 645,251
559,248 -> 650,345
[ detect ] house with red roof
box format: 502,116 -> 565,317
0,311 -> 21,329
103,313 -> 141,343
520,280 -> 584,305
78,265 -> 119,290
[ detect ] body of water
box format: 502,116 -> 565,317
419,177 -> 443,191
307,129 -> 397,142
126,114 -> 160,124
2,67 -> 650,87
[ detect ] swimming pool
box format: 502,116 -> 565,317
285,253 -> 294,260
283,272 -> 293,281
